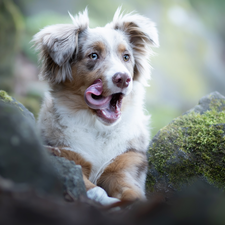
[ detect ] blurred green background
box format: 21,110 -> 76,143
0,0 -> 225,137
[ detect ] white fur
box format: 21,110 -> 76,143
87,186 -> 120,205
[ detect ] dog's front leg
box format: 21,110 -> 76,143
46,145 -> 95,189
97,151 -> 148,202
60,148 -> 120,205
46,146 -> 120,205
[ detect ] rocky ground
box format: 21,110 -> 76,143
0,90 -> 225,224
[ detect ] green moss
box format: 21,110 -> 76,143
145,174 -> 157,192
0,90 -> 13,102
209,98 -> 225,112
148,98 -> 225,190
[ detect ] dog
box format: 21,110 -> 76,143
33,8 -> 159,205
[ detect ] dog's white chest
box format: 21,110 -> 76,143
64,123 -> 126,184
38,87 -> 149,184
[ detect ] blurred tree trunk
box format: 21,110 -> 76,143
0,0 -> 24,92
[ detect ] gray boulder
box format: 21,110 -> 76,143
0,90 -> 62,196
0,90 -> 86,199
49,156 -> 86,200
146,91 -> 225,197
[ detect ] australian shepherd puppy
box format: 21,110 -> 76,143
33,8 -> 158,205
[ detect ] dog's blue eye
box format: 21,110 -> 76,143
123,54 -> 130,62
89,53 -> 98,60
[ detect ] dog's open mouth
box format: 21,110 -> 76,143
84,79 -> 123,124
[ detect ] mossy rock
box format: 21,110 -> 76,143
146,91 -> 225,196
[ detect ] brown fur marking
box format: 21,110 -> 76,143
60,149 -> 92,178
117,43 -> 127,53
97,151 -> 147,201
86,41 -> 106,56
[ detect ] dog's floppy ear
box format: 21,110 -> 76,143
107,8 -> 159,85
32,9 -> 89,83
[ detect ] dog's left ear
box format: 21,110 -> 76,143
32,9 -> 89,83
107,8 -> 159,85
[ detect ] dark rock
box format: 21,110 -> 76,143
143,181 -> 225,225
146,91 -> 225,197
1,176 -> 225,225
0,176 -> 117,225
49,156 -> 86,200
0,91 -> 62,196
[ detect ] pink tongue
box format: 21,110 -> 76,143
85,79 -> 112,110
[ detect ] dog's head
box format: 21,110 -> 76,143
33,8 -> 158,125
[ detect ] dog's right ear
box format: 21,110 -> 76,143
32,9 -> 89,83
107,8 -> 159,86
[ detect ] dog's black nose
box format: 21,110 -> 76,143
112,73 -> 131,89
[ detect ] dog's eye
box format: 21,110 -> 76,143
89,53 -> 98,60
123,54 -> 130,62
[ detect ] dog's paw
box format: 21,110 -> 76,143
44,145 -> 61,156
87,187 -> 120,205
